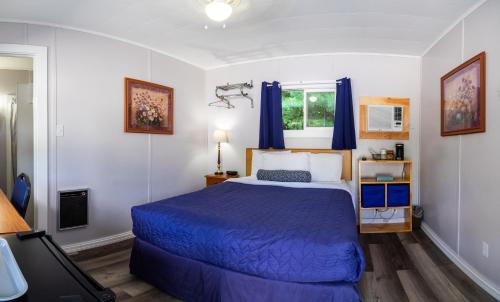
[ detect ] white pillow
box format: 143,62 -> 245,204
309,153 -> 343,182
262,152 -> 310,171
251,150 -> 291,176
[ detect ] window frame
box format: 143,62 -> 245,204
282,83 -> 336,138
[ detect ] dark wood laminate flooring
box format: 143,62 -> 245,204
70,229 -> 496,302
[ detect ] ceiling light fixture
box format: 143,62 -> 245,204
309,96 -> 318,103
205,0 -> 233,22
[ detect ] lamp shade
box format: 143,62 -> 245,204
213,129 -> 228,143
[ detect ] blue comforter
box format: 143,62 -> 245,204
131,182 -> 365,283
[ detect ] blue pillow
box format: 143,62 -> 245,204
256,169 -> 311,183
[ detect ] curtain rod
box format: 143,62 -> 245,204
264,80 -> 348,87
265,80 -> 342,86
267,80 -> 342,86
282,80 -> 339,85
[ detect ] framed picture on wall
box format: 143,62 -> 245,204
124,77 -> 174,134
441,52 -> 485,136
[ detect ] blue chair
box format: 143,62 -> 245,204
11,173 -> 32,218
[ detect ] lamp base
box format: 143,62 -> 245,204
215,142 -> 223,175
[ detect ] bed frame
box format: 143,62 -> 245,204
130,148 -> 360,301
130,238 -> 361,302
245,148 -> 352,181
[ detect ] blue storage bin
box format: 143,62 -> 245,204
387,184 -> 410,206
361,184 -> 385,208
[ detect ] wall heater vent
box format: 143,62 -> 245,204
58,189 -> 88,231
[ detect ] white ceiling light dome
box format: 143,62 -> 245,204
205,0 -> 236,22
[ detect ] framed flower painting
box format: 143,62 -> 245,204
441,52 -> 485,136
124,78 -> 174,134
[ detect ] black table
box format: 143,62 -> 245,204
2,233 -> 115,302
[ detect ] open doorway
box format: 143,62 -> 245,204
0,56 -> 34,226
0,44 -> 47,232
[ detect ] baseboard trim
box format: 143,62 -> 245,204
61,231 -> 134,254
421,222 -> 500,300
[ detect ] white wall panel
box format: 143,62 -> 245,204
206,54 -> 421,207
1,22 -> 206,245
421,24 -> 462,252
460,0 -> 500,286
54,29 -> 150,242
421,0 -> 500,291
0,22 -> 26,44
150,51 -> 207,202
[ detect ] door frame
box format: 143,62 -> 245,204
0,44 -> 48,231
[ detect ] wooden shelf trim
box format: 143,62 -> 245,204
360,222 -> 412,234
360,178 -> 410,184
360,205 -> 411,210
360,160 -> 412,164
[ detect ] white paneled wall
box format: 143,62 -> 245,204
0,22 -> 207,245
421,0 -> 500,296
205,54 -> 422,208
421,24 -> 463,252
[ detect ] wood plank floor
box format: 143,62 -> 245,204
70,229 -> 496,302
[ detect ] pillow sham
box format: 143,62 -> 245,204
309,153 -> 343,182
251,150 -> 291,176
257,169 -> 312,183
262,152 -> 310,171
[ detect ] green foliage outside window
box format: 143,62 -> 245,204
282,89 -> 335,130
282,90 -> 304,130
306,91 -> 335,127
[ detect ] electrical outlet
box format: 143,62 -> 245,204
56,124 -> 64,137
482,241 -> 489,258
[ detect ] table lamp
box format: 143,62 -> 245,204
213,129 -> 228,175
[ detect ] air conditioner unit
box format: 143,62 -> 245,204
367,105 -> 403,132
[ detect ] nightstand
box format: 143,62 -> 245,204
358,160 -> 412,233
205,174 -> 239,187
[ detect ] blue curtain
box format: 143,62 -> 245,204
259,81 -> 285,149
332,78 -> 357,150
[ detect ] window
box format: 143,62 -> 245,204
282,84 -> 336,137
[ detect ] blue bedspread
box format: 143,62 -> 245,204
131,182 -> 365,283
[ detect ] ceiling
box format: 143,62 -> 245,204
0,0 -> 482,69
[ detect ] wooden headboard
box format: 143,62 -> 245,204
245,148 -> 352,181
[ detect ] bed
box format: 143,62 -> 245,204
130,149 -> 365,302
